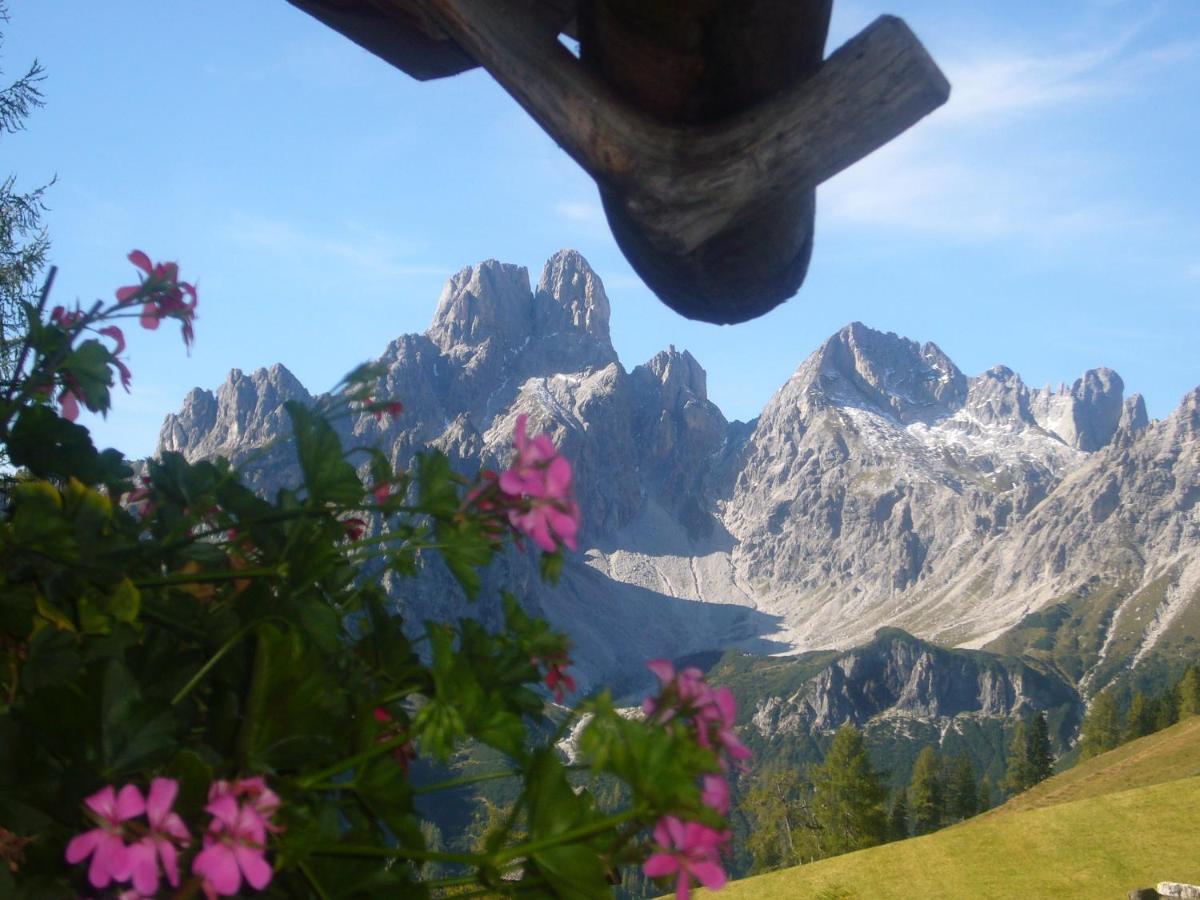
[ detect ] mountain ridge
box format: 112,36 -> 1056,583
157,250 -> 1200,699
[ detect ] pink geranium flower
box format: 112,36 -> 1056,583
701,774 -> 730,816
125,778 -> 191,895
498,415 -> 581,553
118,250 -> 198,350
65,784 -> 145,889
643,816 -> 729,900
100,325 -> 133,391
192,794 -> 273,898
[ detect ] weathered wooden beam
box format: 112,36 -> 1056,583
285,0 -> 477,81
403,0 -> 948,321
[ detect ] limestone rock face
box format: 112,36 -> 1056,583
157,251 -> 1200,698
159,363 -> 310,462
749,629 -> 1077,736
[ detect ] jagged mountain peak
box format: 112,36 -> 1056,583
427,251 -> 616,374
789,321 -> 968,425
637,345 -> 708,404
159,362 -> 310,461
534,249 -> 613,349
427,259 -> 533,354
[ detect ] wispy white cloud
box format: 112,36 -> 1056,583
554,199 -> 605,225
820,12 -> 1198,247
223,214 -> 446,279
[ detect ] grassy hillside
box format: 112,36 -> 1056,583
713,717 -> 1200,900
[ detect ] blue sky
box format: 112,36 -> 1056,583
4,1 -> 1199,457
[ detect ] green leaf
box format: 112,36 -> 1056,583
64,339 -> 114,414
100,660 -> 177,775
531,843 -> 610,900
8,406 -> 130,485
240,623 -> 350,771
22,627 -> 81,692
285,401 -> 362,505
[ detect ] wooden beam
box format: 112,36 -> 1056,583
343,0 -> 949,321
408,1 -> 947,246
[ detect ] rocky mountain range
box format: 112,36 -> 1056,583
158,250 -> 1200,711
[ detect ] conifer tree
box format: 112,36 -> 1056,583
1125,690 -> 1156,741
742,763 -> 807,873
946,752 -> 978,822
1080,689 -> 1122,759
0,4 -> 51,382
1155,684 -> 1180,731
976,775 -> 993,813
1026,711 -> 1055,785
1002,719 -> 1032,795
1178,666 -> 1200,719
908,745 -> 943,835
809,725 -> 888,857
887,792 -> 909,842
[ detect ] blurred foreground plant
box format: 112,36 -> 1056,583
0,253 -> 745,898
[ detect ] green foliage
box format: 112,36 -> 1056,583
1125,690 -> 1156,742
0,5 -> 50,385
886,792 -> 908,842
908,746 -> 943,835
976,775 -> 993,813
741,764 -> 808,874
0,263 -> 736,897
1002,720 -> 1031,795
808,725 -> 887,857
1026,712 -> 1055,786
1080,690 -> 1122,760
1177,665 -> 1200,718
945,753 -> 978,822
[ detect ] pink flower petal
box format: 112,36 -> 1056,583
687,860 -> 727,891
116,285 -> 141,304
646,659 -> 675,684
128,250 -> 153,274
115,784 -> 146,820
127,840 -> 160,896
702,774 -> 730,815
140,304 -> 161,330
194,844 -> 241,896
204,794 -> 240,830
158,836 -> 181,887
642,853 -> 679,878
92,832 -> 131,888
65,829 -> 102,864
59,389 -> 79,422
235,844 -> 273,890
99,325 -> 127,355
146,778 -> 178,826
83,786 -> 116,820
544,456 -> 573,496
664,816 -> 687,848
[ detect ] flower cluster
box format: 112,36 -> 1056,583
641,660 -> 752,899
64,776 -> 277,898
116,249 -> 198,350
464,414 -> 581,554
192,778 -> 279,898
65,779 -> 189,895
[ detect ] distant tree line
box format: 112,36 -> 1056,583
738,711 -> 1067,876
735,664 -> 1200,880
1079,663 -> 1200,759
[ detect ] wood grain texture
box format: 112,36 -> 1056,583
287,0 -> 950,322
